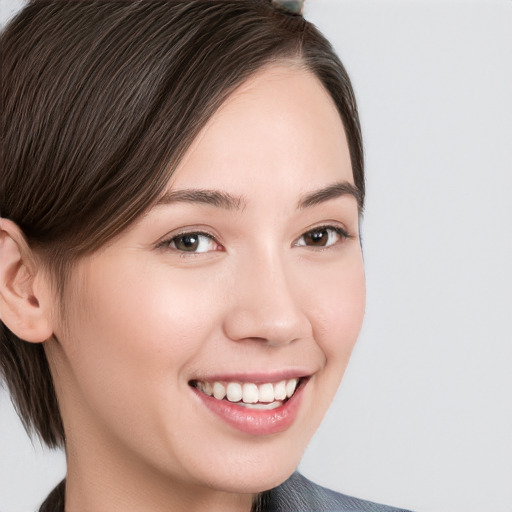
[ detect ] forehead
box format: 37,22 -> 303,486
167,64 -> 353,197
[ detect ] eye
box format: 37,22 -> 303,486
295,226 -> 349,248
164,232 -> 220,253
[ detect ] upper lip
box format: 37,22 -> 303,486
189,369 -> 314,384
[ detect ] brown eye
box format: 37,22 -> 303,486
303,229 -> 329,246
167,233 -> 218,253
295,226 -> 348,248
174,234 -> 199,251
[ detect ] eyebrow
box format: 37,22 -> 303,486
153,181 -> 362,212
155,189 -> 245,210
297,181 -> 362,210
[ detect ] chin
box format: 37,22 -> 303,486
199,457 -> 301,495
182,432 -> 308,495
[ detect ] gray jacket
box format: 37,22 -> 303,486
261,472 -> 413,512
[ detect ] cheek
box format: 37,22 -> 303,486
308,255 -> 366,367
76,259 -> 218,356
54,256 -> 235,476
59,258 -> 222,422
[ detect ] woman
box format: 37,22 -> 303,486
0,1 -> 412,511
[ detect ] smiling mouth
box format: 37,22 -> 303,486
189,377 -> 306,410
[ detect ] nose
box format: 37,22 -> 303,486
222,252 -> 312,347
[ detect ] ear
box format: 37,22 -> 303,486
0,218 -> 53,343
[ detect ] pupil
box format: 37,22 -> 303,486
177,235 -> 198,251
307,229 -> 327,246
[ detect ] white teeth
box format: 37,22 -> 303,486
274,380 -> 287,401
212,382 -> 226,400
286,378 -> 298,398
242,383 -> 259,404
258,383 -> 274,403
196,378 -> 302,404
226,382 -> 242,402
238,401 -> 283,410
202,381 -> 213,396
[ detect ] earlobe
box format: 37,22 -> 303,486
0,218 -> 53,343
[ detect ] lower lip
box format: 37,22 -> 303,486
191,380 -> 307,436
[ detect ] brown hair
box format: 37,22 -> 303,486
0,0 -> 364,449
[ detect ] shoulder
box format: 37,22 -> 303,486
264,472 -> 414,512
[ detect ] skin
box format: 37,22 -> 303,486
0,64 -> 365,512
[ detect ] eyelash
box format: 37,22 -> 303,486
158,225 -> 351,255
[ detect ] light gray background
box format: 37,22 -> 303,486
1,1 -> 511,511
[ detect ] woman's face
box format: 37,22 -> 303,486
48,64 -> 365,502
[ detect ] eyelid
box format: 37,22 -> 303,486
304,222 -> 351,237
156,225 -> 220,244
